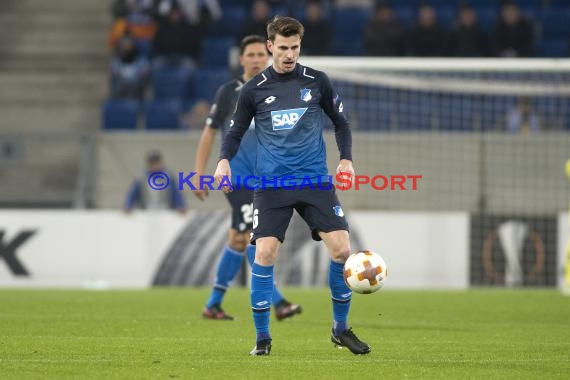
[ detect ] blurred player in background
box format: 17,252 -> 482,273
124,150 -> 186,213
193,35 -> 302,321
215,17 -> 370,356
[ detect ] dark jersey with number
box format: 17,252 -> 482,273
206,78 -> 256,184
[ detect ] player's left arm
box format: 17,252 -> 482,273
319,72 -> 355,178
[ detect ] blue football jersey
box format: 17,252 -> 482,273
221,64 -> 352,187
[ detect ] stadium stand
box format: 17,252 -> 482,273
144,99 -> 183,130
103,99 -> 139,130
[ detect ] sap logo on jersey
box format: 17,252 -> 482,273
271,108 -> 308,130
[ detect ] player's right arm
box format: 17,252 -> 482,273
215,85 -> 255,191
193,84 -> 232,200
193,126 -> 217,200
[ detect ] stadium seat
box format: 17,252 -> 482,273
144,99 -> 182,130
541,9 -> 570,38
201,37 -> 235,68
536,39 -> 568,58
393,6 -> 414,27
209,6 -> 246,37
355,101 -> 391,131
192,69 -> 231,101
396,100 -> 434,131
333,7 -> 369,37
439,96 -> 475,131
480,95 -> 516,131
102,99 -> 139,130
436,6 -> 456,29
475,7 -> 497,30
332,37 -> 364,56
152,65 -> 193,100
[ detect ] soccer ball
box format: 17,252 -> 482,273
343,250 -> 387,294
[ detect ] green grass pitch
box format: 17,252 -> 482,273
0,288 -> 569,379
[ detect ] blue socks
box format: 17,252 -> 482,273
251,262 -> 274,343
329,260 -> 352,336
246,244 -> 256,267
206,245 -> 244,308
247,244 -> 285,306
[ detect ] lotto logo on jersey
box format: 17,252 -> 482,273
271,108 -> 308,130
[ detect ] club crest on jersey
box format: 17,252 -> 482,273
333,205 -> 344,217
299,88 -> 312,102
271,108 -> 308,130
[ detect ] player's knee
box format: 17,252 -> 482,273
331,245 -> 351,263
254,245 -> 278,265
324,231 -> 351,262
229,233 -> 248,252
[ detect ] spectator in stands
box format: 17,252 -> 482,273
111,0 -> 154,19
111,35 -> 151,100
491,0 -> 534,57
152,2 -> 202,70
449,4 -> 489,57
155,0 -> 222,26
124,150 -> 187,213
334,0 -> 373,8
238,0 -> 272,41
108,1 -> 156,54
505,97 -> 541,133
364,1 -> 404,56
301,0 -> 332,56
406,3 -> 447,57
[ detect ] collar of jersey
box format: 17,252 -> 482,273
268,64 -> 300,80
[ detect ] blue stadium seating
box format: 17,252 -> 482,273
192,69 -> 231,101
355,101 -> 391,131
209,6 -> 246,37
436,7 -> 457,28
333,7 -> 369,37
475,7 -> 497,30
393,6 -> 415,27
201,37 -> 235,68
144,99 -> 182,130
396,100 -> 434,131
102,99 -> 139,130
152,65 -> 193,100
536,39 -> 568,58
439,96 -> 475,131
541,9 -> 570,38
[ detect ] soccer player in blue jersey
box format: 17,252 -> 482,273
214,17 -> 371,355
194,35 -> 302,321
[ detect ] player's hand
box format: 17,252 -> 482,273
336,159 -> 355,190
214,159 -> 233,193
193,187 -> 209,201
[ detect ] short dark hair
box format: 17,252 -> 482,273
239,35 -> 267,55
266,16 -> 304,42
146,150 -> 162,164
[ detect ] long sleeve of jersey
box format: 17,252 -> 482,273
219,86 -> 255,161
319,73 -> 353,161
207,83 -> 233,130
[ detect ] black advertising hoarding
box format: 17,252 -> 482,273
470,215 -> 557,287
